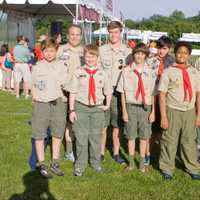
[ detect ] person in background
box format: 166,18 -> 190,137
13,35 -> 31,99
1,44 -> 14,92
35,35 -> 47,62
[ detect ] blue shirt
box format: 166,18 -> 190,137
13,44 -> 31,63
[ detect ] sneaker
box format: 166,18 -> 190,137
93,166 -> 103,173
50,162 -> 64,176
74,168 -> 83,176
16,95 -> 20,100
113,155 -> 125,164
124,165 -> 134,172
139,158 -> 146,173
37,164 -> 53,179
25,95 -> 30,99
100,154 -> 105,162
64,152 -> 75,162
190,174 -> 200,180
162,173 -> 173,181
144,155 -> 150,166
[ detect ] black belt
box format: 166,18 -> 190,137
35,98 -> 60,106
77,101 -> 102,108
127,103 -> 149,111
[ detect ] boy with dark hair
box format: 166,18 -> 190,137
159,41 -> 200,180
117,43 -> 156,172
146,35 -> 175,166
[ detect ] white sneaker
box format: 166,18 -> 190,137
64,152 -> 75,162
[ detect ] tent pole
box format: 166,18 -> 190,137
75,0 -> 79,24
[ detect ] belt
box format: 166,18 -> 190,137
127,103 -> 149,111
77,101 -> 102,108
35,98 -> 60,106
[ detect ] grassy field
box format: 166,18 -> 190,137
0,91 -> 200,200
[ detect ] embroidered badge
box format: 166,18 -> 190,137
36,80 -> 45,91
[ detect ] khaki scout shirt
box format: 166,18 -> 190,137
99,43 -> 132,87
57,43 -> 84,79
147,54 -> 175,75
195,57 -> 200,71
68,65 -> 112,106
117,62 -> 157,105
32,59 -> 69,102
158,66 -> 200,111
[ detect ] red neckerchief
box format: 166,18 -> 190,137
173,65 -> 193,102
158,57 -> 164,76
130,63 -> 146,105
84,66 -> 98,105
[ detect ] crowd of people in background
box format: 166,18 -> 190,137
1,21 -> 200,181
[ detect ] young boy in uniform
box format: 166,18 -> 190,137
57,24 -> 84,162
69,44 -> 112,176
100,21 -> 131,163
31,38 -> 69,178
159,41 -> 200,180
117,43 -> 156,172
146,36 -> 175,166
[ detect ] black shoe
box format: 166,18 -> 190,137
190,174 -> 200,180
37,164 -> 53,179
50,163 -> 64,176
113,155 -> 125,164
100,155 -> 105,162
162,173 -> 173,181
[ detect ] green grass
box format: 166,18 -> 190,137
0,91 -> 200,200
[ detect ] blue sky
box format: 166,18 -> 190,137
114,0 -> 200,20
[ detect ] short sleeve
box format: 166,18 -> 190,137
158,69 -> 169,93
68,69 -> 80,93
103,71 -> 112,96
116,71 -> 125,93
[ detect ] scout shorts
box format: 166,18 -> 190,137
14,63 -> 31,83
31,98 -> 67,139
104,90 -> 123,128
124,104 -> 152,140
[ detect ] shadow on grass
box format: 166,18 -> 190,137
8,171 -> 55,200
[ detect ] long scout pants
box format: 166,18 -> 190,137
159,107 -> 200,175
73,102 -> 104,171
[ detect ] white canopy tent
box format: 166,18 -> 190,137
0,0 -> 115,46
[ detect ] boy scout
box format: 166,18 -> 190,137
146,36 -> 175,166
31,38 -> 69,178
159,41 -> 200,180
100,21 -> 131,163
57,24 -> 84,162
117,43 -> 156,172
195,57 -> 200,159
69,44 -> 112,176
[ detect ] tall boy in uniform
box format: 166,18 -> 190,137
69,44 -> 112,176
31,39 -> 69,178
57,24 -> 84,162
100,21 -> 131,163
146,36 -> 175,165
159,41 -> 200,180
117,43 -> 156,172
